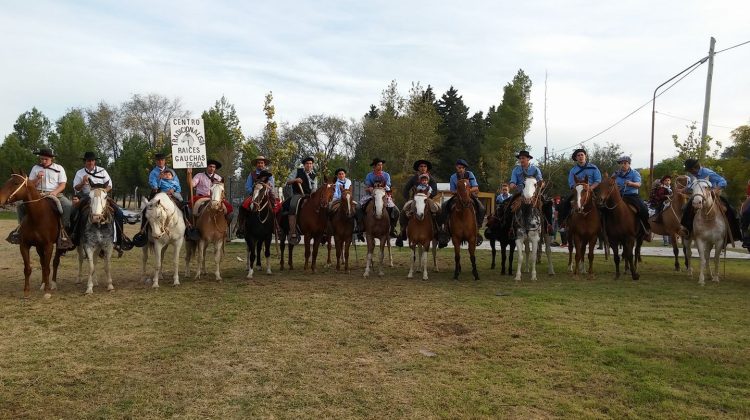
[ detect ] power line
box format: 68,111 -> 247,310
716,39 -> 750,54
655,110 -> 736,129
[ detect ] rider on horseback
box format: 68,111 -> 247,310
558,148 -> 602,226
70,151 -> 132,255
440,159 -> 485,246
236,155 -> 277,238
329,168 -> 359,215
356,158 -> 400,241
191,159 -> 233,226
7,149 -> 73,248
613,155 -> 651,240
648,174 -> 672,224
396,159 -> 438,247
680,158 -> 743,243
283,156 -> 318,244
502,150 -> 544,225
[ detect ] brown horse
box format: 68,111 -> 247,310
330,185 -> 355,273
449,178 -> 479,280
567,176 -> 601,278
363,186 -> 391,277
298,180 -> 334,273
597,173 -> 640,280
186,183 -> 228,280
649,175 -> 690,271
0,171 -> 65,298
404,192 -> 437,280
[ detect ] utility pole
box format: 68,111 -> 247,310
700,36 -> 716,153
544,70 -> 549,166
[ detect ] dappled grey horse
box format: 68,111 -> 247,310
77,185 -> 115,294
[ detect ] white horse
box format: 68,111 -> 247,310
186,183 -> 227,281
77,186 -> 115,294
142,192 -> 185,288
514,177 -> 543,281
684,177 -> 727,286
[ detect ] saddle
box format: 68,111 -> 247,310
44,195 -> 64,215
192,197 -> 227,217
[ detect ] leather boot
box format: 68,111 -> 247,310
288,214 -> 300,245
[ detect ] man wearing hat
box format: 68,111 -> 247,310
7,149 -> 73,248
396,159 -> 438,246
190,159 -> 233,219
356,158 -> 400,240
283,156 -> 318,244
70,151 -> 131,254
148,153 -> 173,198
508,150 -> 543,193
681,158 -> 742,242
613,155 -> 651,240
439,159 -> 485,246
237,156 -> 277,238
558,148 -> 602,225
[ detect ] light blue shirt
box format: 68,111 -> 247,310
510,165 -> 543,191
496,192 -> 511,205
157,177 -> 181,193
614,168 -> 641,196
332,178 -> 352,200
567,163 -> 602,188
245,169 -> 276,194
148,166 -> 166,190
364,171 -> 391,191
449,171 -> 479,192
692,167 -> 727,189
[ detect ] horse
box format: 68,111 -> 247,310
363,186 -> 392,277
567,176 -> 601,278
141,192 -> 186,288
448,178 -> 479,280
77,184 -> 115,294
512,177 -> 544,281
330,185 -> 355,273
404,193 -> 437,280
186,183 -> 228,281
485,207 -> 515,275
243,180 -> 274,279
279,180 -> 333,273
0,171 -> 65,298
742,196 -> 750,252
684,178 -> 727,285
649,175 -> 690,271
597,173 -> 640,280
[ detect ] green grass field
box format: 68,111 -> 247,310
0,219 -> 748,418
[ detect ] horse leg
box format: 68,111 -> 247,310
514,238 -> 524,281
104,245 -> 114,291
711,242 -> 721,283
407,245 -> 415,279
172,238 -> 183,286
264,238 -> 272,275
20,245 -> 32,298
611,241 -> 621,280
544,233 -> 555,275
77,246 -> 85,284
312,237 -> 321,274
378,239 -> 385,276
490,239 -> 496,269
40,244 -> 53,299
304,236 -> 311,272
422,244 -> 430,280
279,235 -> 286,271
508,241 -> 515,276
152,242 -> 163,288
246,238 -> 255,280
672,234 -> 680,271
469,240 -> 479,281
85,246 -> 96,294
344,239 -> 351,274
453,238 -> 462,280
288,242 -> 294,271
51,248 -> 62,291
684,239 -> 692,276
387,240 -> 394,268
363,238 -> 373,278
214,240 -> 223,281
142,244 -> 150,283
335,237 -> 342,271
696,240 -> 707,286
625,239 -> 639,281
195,240 -> 205,279
184,241 -> 192,277
432,238 -> 439,272
528,235 -> 538,281
325,240 -> 332,269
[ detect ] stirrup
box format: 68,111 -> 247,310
6,227 -> 20,245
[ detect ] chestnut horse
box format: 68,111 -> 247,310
404,193 -> 437,280
597,174 -> 640,280
279,180 -> 333,273
567,176 -> 601,278
363,186 -> 391,277
0,171 -> 65,298
330,185 -> 355,273
448,178 -> 479,280
243,180 -> 275,279
649,175 -> 690,271
186,183 -> 228,281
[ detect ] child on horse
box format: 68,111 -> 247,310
396,159 -> 437,247
329,167 -> 358,213
283,156 -> 318,244
558,148 -> 602,226
440,159 -> 485,246
648,174 -> 672,223
613,155 -> 651,240
356,158 -> 400,241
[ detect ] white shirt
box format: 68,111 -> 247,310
73,166 -> 112,195
29,163 -> 67,193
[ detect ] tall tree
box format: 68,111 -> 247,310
283,114 -> 349,176
481,69 -> 533,188
86,101 -> 123,160
434,86 -> 474,180
111,134 -> 151,204
247,92 -> 298,179
13,107 -> 51,151
47,109 -> 100,183
202,96 -> 244,180
0,134 -> 36,177
718,124 -> 750,204
121,93 -> 189,149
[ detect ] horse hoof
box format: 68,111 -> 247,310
407,274 -> 413,279
43,293 -> 52,299
378,272 -> 384,277
85,289 -> 93,295
173,282 -> 180,287
266,269 -> 272,275
107,285 -> 114,291
152,283 -> 159,289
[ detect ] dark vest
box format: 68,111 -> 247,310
295,168 -> 316,195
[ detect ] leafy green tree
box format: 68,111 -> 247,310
720,125 -> 750,160
0,134 -> 36,176
13,107 -> 51,151
47,109 -> 101,184
672,123 -> 721,163
588,142 -> 624,176
86,101 -> 123,160
247,92 -> 298,180
283,114 -> 349,177
111,135 -> 151,205
434,86 -> 475,180
202,96 -> 244,180
121,93 -> 189,149
718,125 -> 750,205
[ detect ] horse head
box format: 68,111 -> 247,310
251,182 -> 269,212
145,193 -> 178,240
690,177 -> 714,212
319,181 -> 334,209
210,182 -> 225,211
88,185 -> 110,224
521,176 -> 538,204
573,176 -> 591,213
456,178 -> 472,205
0,171 -> 31,205
372,187 -> 386,219
596,172 -> 619,207
413,193 -> 428,221
340,186 -> 353,217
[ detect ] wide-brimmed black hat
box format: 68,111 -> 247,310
684,158 -> 699,171
154,153 -> 167,160
334,168 -> 347,175
571,148 -> 587,161
257,170 -> 273,180
81,151 -> 97,161
301,156 -> 315,164
34,149 -> 56,158
207,159 -> 222,169
455,159 -> 469,168
516,150 -> 533,159
370,157 -> 385,167
413,159 -> 432,171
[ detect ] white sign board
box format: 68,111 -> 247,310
170,118 -> 207,168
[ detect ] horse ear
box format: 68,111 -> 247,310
19,168 -> 26,177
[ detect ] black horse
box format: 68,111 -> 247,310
243,182 -> 275,279
485,202 -> 516,275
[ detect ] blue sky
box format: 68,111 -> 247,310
1,0 -> 748,168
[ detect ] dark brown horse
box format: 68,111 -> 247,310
291,179 -> 334,273
449,178 -> 479,280
597,173 -> 640,280
567,176 -> 601,278
0,171 -> 65,298
330,185 -> 355,273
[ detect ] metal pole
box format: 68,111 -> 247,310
700,37 -> 716,152
544,71 -> 549,166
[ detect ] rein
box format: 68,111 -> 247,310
7,174 -> 48,205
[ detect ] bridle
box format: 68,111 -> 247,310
455,179 -> 473,210
251,182 -> 271,224
89,188 -> 113,225
574,183 -> 593,216
150,198 -> 177,239
5,174 -> 47,205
